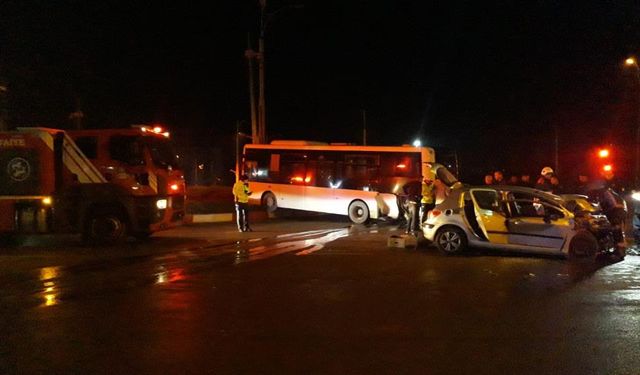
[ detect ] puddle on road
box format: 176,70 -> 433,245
235,229 -> 349,264
39,266 -> 61,307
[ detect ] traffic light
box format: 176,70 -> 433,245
603,164 -> 613,172
598,148 -> 610,158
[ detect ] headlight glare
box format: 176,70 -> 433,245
156,199 -> 168,210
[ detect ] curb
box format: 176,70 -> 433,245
184,210 -> 269,224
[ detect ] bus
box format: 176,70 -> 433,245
242,140 -> 436,223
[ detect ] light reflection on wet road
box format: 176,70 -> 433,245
0,224 -> 639,374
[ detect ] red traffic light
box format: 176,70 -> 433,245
598,149 -> 610,158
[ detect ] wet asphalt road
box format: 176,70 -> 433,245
1,218 -> 640,374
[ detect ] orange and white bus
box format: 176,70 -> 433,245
243,141 -> 435,223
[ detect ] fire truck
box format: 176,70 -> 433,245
0,125 -> 185,243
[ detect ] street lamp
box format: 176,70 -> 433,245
624,55 -> 640,186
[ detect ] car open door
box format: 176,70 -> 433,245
505,192 -> 569,250
469,189 -> 509,245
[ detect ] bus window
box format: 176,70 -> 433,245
245,149 -> 271,181
280,153 -> 308,185
380,153 -> 420,177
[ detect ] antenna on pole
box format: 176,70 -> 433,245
362,109 -> 367,146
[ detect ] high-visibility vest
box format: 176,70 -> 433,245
233,181 -> 251,203
421,182 -> 435,204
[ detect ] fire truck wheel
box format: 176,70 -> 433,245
84,211 -> 127,245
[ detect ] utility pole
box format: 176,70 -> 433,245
245,33 -> 259,144
362,109 -> 367,145
258,0 -> 267,144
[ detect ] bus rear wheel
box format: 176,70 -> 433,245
348,200 -> 369,224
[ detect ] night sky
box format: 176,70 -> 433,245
1,1 -> 640,182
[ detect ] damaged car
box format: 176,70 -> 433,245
422,166 -> 625,261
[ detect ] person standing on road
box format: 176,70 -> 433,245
402,180 -> 422,235
420,175 -> 436,223
232,174 -> 253,232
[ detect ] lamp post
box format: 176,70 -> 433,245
624,56 -> 640,186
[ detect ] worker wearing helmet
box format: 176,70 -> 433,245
535,167 -> 555,193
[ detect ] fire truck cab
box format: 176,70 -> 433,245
0,125 -> 185,244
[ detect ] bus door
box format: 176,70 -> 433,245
469,188 -> 509,245
277,153 -> 308,210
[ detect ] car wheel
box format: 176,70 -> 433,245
262,192 -> 277,213
435,226 -> 467,255
568,230 -> 599,261
83,210 -> 127,245
348,200 -> 369,224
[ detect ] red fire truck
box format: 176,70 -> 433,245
0,125 -> 185,243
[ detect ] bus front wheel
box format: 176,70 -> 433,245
348,200 -> 369,224
262,192 -> 278,213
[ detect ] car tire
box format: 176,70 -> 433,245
348,200 -> 369,224
83,210 -> 127,245
435,226 -> 467,255
568,230 -> 599,261
262,192 -> 277,213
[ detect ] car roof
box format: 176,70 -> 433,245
460,185 -> 563,201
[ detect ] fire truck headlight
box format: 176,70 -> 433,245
631,192 -> 640,201
156,199 -> 168,210
42,197 -> 52,205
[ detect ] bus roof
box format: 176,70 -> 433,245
245,143 -> 434,154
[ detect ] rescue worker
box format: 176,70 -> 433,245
420,175 -> 436,223
535,167 -> 554,192
549,175 -> 563,194
402,179 -> 422,235
232,174 -> 253,232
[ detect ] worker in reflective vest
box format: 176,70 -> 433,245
232,174 -> 253,232
420,175 -> 436,223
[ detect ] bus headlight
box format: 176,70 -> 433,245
156,199 -> 168,210
632,192 -> 640,201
